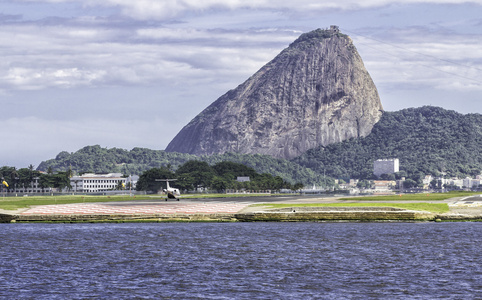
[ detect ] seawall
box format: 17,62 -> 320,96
11,213 -> 238,223
235,207 -> 435,222
2,205 -> 481,223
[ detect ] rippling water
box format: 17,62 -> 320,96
1,222 -> 481,299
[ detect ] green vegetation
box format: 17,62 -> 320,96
136,161 -> 300,193
36,146 -> 326,185
339,191 -> 479,201
290,28 -> 348,46
0,195 -> 153,210
294,106 -> 482,181
0,165 -> 71,192
256,202 -> 450,214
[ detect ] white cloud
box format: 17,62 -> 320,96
0,20 -> 291,91
353,31 -> 482,92
86,0 -> 482,20
11,0 -> 482,20
3,67 -> 107,89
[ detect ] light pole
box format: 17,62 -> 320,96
129,175 -> 132,197
15,177 -> 19,197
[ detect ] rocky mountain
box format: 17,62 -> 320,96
166,27 -> 384,159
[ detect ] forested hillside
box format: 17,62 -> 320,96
293,106 -> 482,180
38,106 -> 482,184
37,146 -> 325,185
38,146 -> 198,175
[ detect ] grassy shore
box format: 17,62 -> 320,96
339,191 -> 479,201
0,193 -> 276,210
0,195 -> 152,210
255,202 -> 450,214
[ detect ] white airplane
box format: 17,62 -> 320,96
157,179 -> 180,201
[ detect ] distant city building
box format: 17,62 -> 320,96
422,175 -> 433,189
463,177 -> 480,189
237,177 -> 250,182
70,173 -> 134,193
373,180 -> 396,191
14,177 -> 43,194
349,179 -> 359,187
373,158 -> 399,177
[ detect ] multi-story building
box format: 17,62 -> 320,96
13,177 -> 43,194
70,173 -> 129,193
373,158 -> 399,177
463,177 -> 480,189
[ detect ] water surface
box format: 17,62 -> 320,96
1,222 -> 480,299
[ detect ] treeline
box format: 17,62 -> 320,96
136,161 -> 304,193
37,146 -> 326,185
294,106 -> 482,181
0,166 -> 71,192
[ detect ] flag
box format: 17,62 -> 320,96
2,180 -> 8,188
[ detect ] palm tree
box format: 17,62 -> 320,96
28,164 -> 35,192
10,168 -> 19,193
66,166 -> 73,179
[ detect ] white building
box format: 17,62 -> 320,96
373,159 -> 400,177
237,177 -> 250,182
70,173 -> 129,193
14,177 -> 43,194
463,177 -> 480,189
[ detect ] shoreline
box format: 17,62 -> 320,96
1,195 -> 481,223
2,208 -> 481,224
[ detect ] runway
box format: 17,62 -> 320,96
20,200 -> 253,216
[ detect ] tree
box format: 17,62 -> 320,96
357,180 -> 372,189
213,161 -> 257,180
403,179 -> 418,189
116,181 -> 124,190
136,167 -> 175,193
291,182 -> 304,192
176,161 -> 215,191
380,173 -> 396,181
10,167 -> 19,192
210,176 -> 229,192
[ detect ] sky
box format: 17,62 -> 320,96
1,0 -> 481,168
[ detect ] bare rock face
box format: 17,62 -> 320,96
166,28 -> 383,159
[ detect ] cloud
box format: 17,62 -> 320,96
3,67 -> 107,90
3,15 -> 480,95
85,0 -> 482,20
351,28 -> 482,92
0,17 -> 295,92
10,0 -> 482,21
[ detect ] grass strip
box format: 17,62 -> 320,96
253,202 -> 449,214
0,195 -> 153,210
0,193 -> 276,210
339,191 -> 480,201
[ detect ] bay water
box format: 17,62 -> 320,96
1,222 -> 481,299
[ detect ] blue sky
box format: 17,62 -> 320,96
1,0 -> 481,168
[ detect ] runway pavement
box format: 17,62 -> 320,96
20,200 -> 254,216
13,194 -> 482,217
17,195 -> 330,216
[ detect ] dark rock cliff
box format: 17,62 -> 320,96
166,27 -> 383,159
